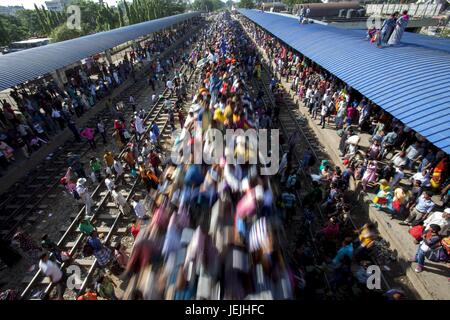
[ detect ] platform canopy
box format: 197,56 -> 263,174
239,9 -> 450,154
0,12 -> 199,92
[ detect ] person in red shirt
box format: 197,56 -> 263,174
77,288 -> 98,300
131,220 -> 140,239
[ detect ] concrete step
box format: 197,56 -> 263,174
97,214 -> 118,220
64,242 -> 76,248
74,259 -> 94,266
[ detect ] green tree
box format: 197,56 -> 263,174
49,23 -> 84,42
238,0 -> 255,9
0,14 -> 30,45
118,6 -> 126,27
16,10 -> 46,37
192,0 -> 225,12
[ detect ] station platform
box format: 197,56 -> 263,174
273,61 -> 450,300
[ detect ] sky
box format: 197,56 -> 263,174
0,0 -> 119,10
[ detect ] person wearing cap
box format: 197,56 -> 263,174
76,178 -> 94,217
422,208 -> 450,236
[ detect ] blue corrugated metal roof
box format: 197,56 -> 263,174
239,9 -> 450,154
0,12 -> 199,92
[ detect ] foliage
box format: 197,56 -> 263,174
49,23 -> 84,42
0,14 -> 32,46
238,0 -> 255,9
0,0 -> 190,45
191,0 -> 226,12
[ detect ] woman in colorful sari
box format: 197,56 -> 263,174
431,158 -> 448,190
388,11 -> 409,46
361,160 -> 378,191
386,187 -> 407,218
372,179 -> 391,209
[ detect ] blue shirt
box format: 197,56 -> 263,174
332,244 -> 353,267
415,195 -> 434,214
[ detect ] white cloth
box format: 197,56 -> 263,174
132,200 -> 146,218
113,160 -> 124,176
411,171 -> 431,187
39,259 -> 62,282
105,178 -> 115,192
112,190 -> 127,208
135,115 -> 145,135
423,211 -> 450,235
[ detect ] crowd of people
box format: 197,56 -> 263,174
105,12 -> 414,300
0,17 -> 201,299
368,10 -> 410,47
0,20 -> 197,175
241,15 -> 449,277
1,10 -> 448,301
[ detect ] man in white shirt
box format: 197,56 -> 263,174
39,253 -> 65,300
76,178 -> 93,217
389,165 -> 405,188
104,175 -> 115,192
134,113 -> 145,140
131,195 -> 146,220
166,79 -> 174,94
112,187 -> 130,215
113,158 -> 124,177
411,170 -> 431,188
423,208 -> 450,236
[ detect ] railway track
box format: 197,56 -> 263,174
0,28 -> 198,244
17,33 -> 200,299
237,16 -> 395,296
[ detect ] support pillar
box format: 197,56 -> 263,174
105,48 -> 113,65
51,68 -> 67,92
